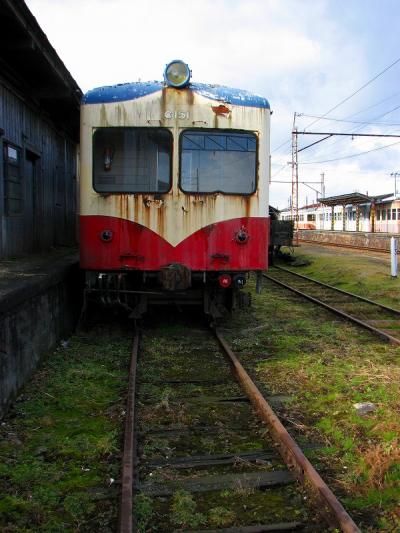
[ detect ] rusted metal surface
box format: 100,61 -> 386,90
119,332 -> 139,533
214,328 -> 361,533
264,271 -> 400,346
80,86 -> 270,248
159,263 -> 191,290
274,265 -> 400,314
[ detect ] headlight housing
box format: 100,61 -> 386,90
164,60 -> 191,88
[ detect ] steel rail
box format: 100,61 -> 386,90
264,273 -> 400,346
273,265 -> 400,314
297,237 -> 399,255
119,332 -> 139,533
213,328 -> 361,533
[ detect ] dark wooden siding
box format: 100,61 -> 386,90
0,82 -> 77,258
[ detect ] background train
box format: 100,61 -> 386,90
80,60 -> 272,319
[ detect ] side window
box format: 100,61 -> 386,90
93,128 -> 172,193
3,143 -> 23,215
180,130 -> 257,194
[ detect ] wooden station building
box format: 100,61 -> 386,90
0,0 -> 82,259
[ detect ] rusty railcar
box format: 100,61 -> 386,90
80,61 -> 270,318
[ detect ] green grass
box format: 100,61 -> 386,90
222,267 -> 400,531
279,243 -> 400,308
0,324 -> 131,532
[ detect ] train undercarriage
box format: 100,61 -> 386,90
83,265 -> 259,322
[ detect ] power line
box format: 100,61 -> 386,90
304,55 -> 400,130
298,102 -> 400,155
298,113 -> 400,126
270,163 -> 289,178
301,139 -> 400,164
345,89 -> 400,119
275,77 -> 400,157
271,139 -> 291,153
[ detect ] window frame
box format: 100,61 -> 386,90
92,126 -> 173,195
3,141 -> 23,217
178,128 -> 258,196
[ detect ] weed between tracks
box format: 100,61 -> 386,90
282,243 -> 400,308
2,246 -> 399,531
134,321 -> 315,531
0,322 -> 131,532
221,265 -> 400,531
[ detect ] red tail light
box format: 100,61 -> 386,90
218,274 -> 232,288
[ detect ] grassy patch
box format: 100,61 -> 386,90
0,324 -> 131,532
222,269 -> 400,531
279,243 -> 400,308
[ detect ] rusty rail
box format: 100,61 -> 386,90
264,272 -> 400,346
273,265 -> 400,314
119,332 -> 139,533
213,328 -> 361,533
298,237 -> 400,255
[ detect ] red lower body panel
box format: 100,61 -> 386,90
80,215 -> 269,271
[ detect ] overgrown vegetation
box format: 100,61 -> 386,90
0,323 -> 131,532
280,243 -> 400,307
2,244 -> 399,531
222,247 -> 400,531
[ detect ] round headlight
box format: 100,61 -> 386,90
164,60 -> 191,88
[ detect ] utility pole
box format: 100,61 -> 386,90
320,172 -> 325,199
390,172 -> 399,197
291,113 -> 299,243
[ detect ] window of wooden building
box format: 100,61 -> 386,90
3,142 -> 23,216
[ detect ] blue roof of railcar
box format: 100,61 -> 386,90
83,81 -> 269,109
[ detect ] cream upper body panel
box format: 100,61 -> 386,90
80,87 -> 270,247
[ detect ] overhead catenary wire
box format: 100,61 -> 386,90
270,163 -> 289,178
300,102 -> 400,157
271,138 -> 291,153
297,113 -> 400,126
272,64 -> 400,157
304,55 -> 400,130
300,139 -> 400,164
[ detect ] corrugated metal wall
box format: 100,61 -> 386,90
0,82 -> 77,259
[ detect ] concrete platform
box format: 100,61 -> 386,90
0,248 -> 81,418
298,229 -> 399,252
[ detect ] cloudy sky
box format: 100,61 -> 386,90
26,0 -> 400,209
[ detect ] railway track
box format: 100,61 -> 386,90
119,321 -> 360,532
297,238 -> 398,255
264,265 -> 400,345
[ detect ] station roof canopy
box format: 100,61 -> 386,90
0,0 -> 82,141
319,192 -> 373,207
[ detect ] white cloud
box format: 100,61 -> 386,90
26,0 -> 400,208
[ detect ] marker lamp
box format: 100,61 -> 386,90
218,274 -> 232,288
164,60 -> 191,88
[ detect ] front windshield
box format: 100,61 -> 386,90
93,127 -> 172,193
180,130 -> 257,194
